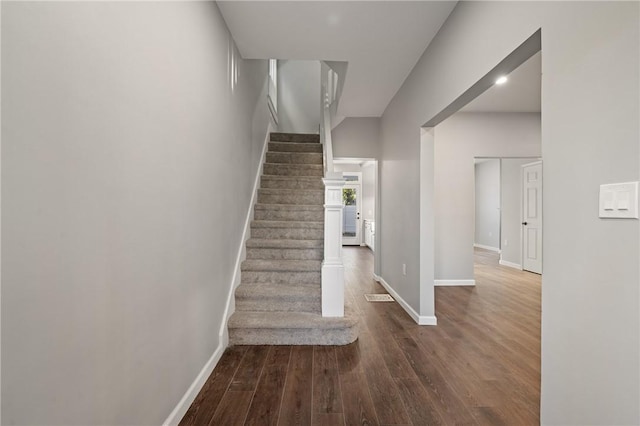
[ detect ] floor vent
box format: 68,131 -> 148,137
364,293 -> 394,302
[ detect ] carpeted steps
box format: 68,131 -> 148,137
228,132 -> 358,346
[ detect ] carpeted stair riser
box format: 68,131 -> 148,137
270,133 -> 320,143
236,298 -> 320,314
241,259 -> 321,271
247,247 -> 323,260
268,142 -> 323,153
258,189 -> 324,205
228,309 -> 358,345
263,163 -> 324,177
266,152 -> 323,165
241,271 -> 321,285
251,227 -> 323,240
260,176 -> 324,190
229,326 -> 357,346
254,205 -> 324,222
235,284 -> 321,313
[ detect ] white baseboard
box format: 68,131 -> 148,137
162,343 -> 225,426
474,243 -> 501,253
164,124 -> 274,426
434,279 -> 476,286
373,274 -> 437,325
499,259 -> 522,270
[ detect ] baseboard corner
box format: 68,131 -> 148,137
499,259 -> 522,270
375,275 -> 436,326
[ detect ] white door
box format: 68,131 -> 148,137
342,183 -> 361,245
522,161 -> 543,274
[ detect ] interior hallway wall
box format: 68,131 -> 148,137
277,60 -> 320,134
434,112 -> 540,281
332,117 -> 380,159
379,2 -> 639,423
474,159 -> 501,250
1,3 -> 271,424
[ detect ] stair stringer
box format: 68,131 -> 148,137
218,122 -> 275,348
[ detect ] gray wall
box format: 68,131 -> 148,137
378,2 -> 639,423
362,162 -> 376,222
332,117 -> 380,159
1,2 -> 270,424
474,159 -> 501,249
434,112 -> 540,280
501,158 -> 536,267
277,60 -> 320,134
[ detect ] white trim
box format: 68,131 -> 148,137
219,122 -> 274,344
162,344 -> 225,426
499,259 -> 522,270
434,279 -> 476,287
373,274 -> 437,325
473,243 -> 501,253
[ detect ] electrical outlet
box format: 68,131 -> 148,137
504,239 -> 508,247
402,264 -> 407,276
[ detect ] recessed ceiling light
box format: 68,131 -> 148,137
495,76 -> 508,85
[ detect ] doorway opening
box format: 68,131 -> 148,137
334,159 -> 377,251
473,157 -> 542,274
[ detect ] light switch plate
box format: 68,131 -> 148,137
599,182 -> 639,219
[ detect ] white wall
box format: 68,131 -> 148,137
332,117 -> 380,159
434,112 -> 541,280
277,60 -> 320,133
379,2 -> 639,423
361,162 -> 376,222
501,158 -> 536,267
474,159 -> 501,250
1,3 -> 270,425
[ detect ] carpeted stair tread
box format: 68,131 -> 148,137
257,188 -> 324,205
258,188 -> 324,195
254,204 -> 325,222
251,220 -> 323,229
268,142 -> 323,153
241,259 -> 321,272
263,163 -> 324,177
246,238 -> 323,249
270,133 -> 320,143
260,176 -> 325,190
255,203 -> 324,212
235,283 -> 320,301
266,152 -> 323,165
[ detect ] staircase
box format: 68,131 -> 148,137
228,132 -> 358,345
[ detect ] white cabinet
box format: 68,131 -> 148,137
364,220 -> 375,252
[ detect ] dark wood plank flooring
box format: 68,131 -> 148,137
180,247 -> 541,425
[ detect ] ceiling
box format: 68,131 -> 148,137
217,1 -> 457,117
461,51 -> 541,113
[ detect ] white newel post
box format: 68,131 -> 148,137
322,175 -> 346,317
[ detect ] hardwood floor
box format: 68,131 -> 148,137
180,247 -> 541,425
